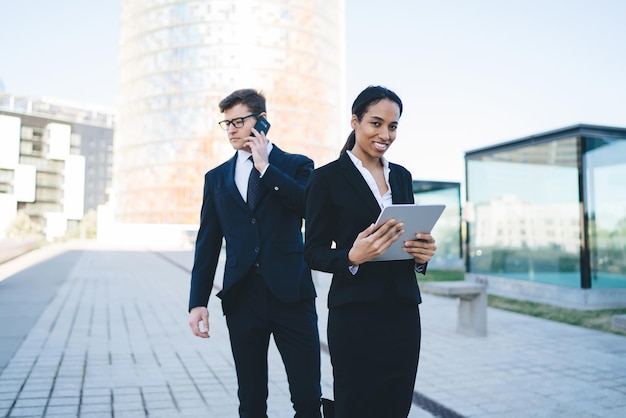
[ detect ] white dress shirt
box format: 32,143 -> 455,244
346,150 -> 393,209
235,142 -> 273,202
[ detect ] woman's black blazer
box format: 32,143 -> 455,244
304,152 -> 422,309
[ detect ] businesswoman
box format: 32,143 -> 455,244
304,86 -> 436,418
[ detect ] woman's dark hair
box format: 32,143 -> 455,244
340,85 -> 403,155
219,88 -> 266,114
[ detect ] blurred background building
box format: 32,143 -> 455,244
465,124 -> 626,308
112,0 -> 346,227
0,94 -> 114,241
413,180 -> 463,270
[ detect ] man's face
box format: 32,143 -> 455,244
222,103 -> 258,151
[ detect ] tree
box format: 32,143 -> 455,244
79,209 -> 98,239
5,211 -> 42,238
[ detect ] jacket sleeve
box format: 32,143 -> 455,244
260,155 -> 313,217
304,168 -> 352,275
188,173 -> 224,311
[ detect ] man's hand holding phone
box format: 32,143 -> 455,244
245,116 -> 271,172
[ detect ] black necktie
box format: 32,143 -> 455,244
247,156 -> 261,210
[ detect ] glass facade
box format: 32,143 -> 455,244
413,181 -> 462,267
115,0 -> 346,224
465,125 -> 626,289
584,137 -> 626,288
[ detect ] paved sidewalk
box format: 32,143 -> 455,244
0,242 -> 625,417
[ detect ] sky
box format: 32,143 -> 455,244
1,0 -> 625,184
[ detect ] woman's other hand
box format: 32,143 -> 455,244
403,233 -> 437,264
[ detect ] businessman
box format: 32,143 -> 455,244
188,89 -> 321,417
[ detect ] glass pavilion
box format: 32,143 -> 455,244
465,124 -> 626,308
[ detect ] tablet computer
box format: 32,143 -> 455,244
369,204 -> 446,262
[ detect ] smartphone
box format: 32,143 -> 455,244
252,116 -> 270,137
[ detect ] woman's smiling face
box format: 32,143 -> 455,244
351,98 -> 400,162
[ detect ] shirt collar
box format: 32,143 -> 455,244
237,141 -> 273,163
346,150 -> 390,170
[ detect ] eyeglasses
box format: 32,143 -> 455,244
218,112 -> 260,130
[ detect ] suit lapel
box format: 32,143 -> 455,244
224,153 -> 248,210
389,164 -> 410,204
339,153 -> 382,217
268,144 -> 286,167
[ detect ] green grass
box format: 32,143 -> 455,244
421,269 -> 626,337
422,269 -> 465,282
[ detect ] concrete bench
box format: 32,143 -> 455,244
612,314 -> 626,332
423,280 -> 487,336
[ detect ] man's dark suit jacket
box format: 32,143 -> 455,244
304,152 -> 422,309
189,145 -> 316,311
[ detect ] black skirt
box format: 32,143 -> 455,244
327,282 -> 421,418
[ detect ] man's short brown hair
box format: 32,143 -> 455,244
219,89 -> 266,114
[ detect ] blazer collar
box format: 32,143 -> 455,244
268,143 -> 285,166
389,164 -> 409,204
339,152 -> 382,217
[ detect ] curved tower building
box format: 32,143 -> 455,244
114,0 -> 345,224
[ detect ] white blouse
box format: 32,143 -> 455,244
346,150 -> 393,209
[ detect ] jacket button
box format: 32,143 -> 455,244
251,218 -> 256,224
274,186 -> 279,191
255,247 -> 259,253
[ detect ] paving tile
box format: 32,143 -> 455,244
49,389 -> 80,398
13,398 -> 47,408
145,408 -> 179,418
81,395 -> 111,405
47,396 -> 80,407
79,413 -> 114,418
112,410 -> 146,418
0,399 -> 14,409
15,391 -> 49,400
43,404 -> 79,416
79,403 -> 112,414
112,401 -> 145,411
0,391 -> 20,401
6,405 -> 46,417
